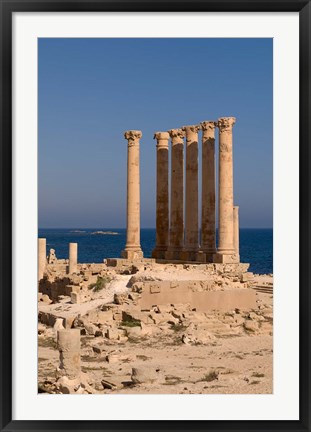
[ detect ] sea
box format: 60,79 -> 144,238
38,228 -> 273,275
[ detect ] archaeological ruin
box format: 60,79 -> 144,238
37,116 -> 273,395
151,117 -> 239,264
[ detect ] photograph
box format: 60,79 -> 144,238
37,37 -> 273,395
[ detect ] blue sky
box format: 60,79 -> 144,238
38,38 -> 272,228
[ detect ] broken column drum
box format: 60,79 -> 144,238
152,132 -> 170,260
165,128 -> 185,261
57,329 -> 81,380
69,242 -> 78,274
121,130 -> 144,260
38,238 -> 47,282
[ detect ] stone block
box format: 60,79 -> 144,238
241,272 -> 254,282
165,250 -> 182,261
151,248 -> 166,260
93,344 -> 105,354
131,366 -> 162,384
150,284 -> 161,294
114,293 -> 128,304
106,328 -> 119,340
87,310 -> 114,324
64,316 -> 75,329
70,292 -> 81,304
196,251 -> 206,263
213,253 -> 240,264
243,320 -> 259,333
113,311 -> 123,321
121,249 -> 144,260
179,250 -> 198,262
125,326 -> 142,338
85,323 -> 97,336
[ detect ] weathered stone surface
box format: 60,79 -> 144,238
152,132 -> 169,259
213,117 -> 238,264
85,323 -> 97,336
114,293 -> 128,305
165,128 -> 185,261
38,238 -> 47,281
69,243 -> 78,274
93,344 -> 105,354
47,248 -> 57,264
54,318 -> 65,331
244,320 -> 259,333
131,366 -> 162,384
101,379 -> 117,389
71,292 -> 81,304
121,130 -> 143,260
200,121 -> 217,262
241,272 -> 254,282
57,329 -> 81,380
183,125 -> 200,259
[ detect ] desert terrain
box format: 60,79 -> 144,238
38,260 -> 273,395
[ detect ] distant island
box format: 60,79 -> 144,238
91,231 -> 119,235
70,230 -> 86,233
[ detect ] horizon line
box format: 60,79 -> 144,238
38,226 -> 273,230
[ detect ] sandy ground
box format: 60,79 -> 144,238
38,268 -> 273,395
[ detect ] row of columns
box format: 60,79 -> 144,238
38,239 -> 78,281
152,117 -> 240,263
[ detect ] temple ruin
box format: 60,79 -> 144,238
37,117 -> 273,395
123,117 -> 240,264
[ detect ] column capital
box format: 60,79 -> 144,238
124,130 -> 142,145
200,121 -> 217,132
182,124 -> 201,134
154,131 -> 170,145
168,128 -> 185,141
217,117 -> 236,132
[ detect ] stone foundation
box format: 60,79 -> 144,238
213,253 -> 240,264
106,258 -> 155,268
139,285 -> 256,312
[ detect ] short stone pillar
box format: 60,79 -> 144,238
57,329 -> 81,380
165,128 -> 185,261
233,205 -> 240,261
38,238 -> 47,282
200,121 -> 217,262
152,132 -> 170,259
214,117 -> 238,263
181,125 -> 200,261
69,242 -> 78,274
121,130 -> 143,260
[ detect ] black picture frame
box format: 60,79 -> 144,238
1,0 -> 310,430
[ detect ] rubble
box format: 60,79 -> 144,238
38,261 -> 273,394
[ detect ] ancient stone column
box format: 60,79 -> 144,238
69,242 -> 78,274
121,130 -> 143,260
165,128 -> 185,261
57,329 -> 81,380
181,125 -> 200,262
233,205 -> 240,261
200,121 -> 217,262
38,238 -> 47,282
214,117 -> 238,263
152,132 -> 169,259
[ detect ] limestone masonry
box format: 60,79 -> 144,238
37,116 -> 273,395
151,117 -> 239,263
